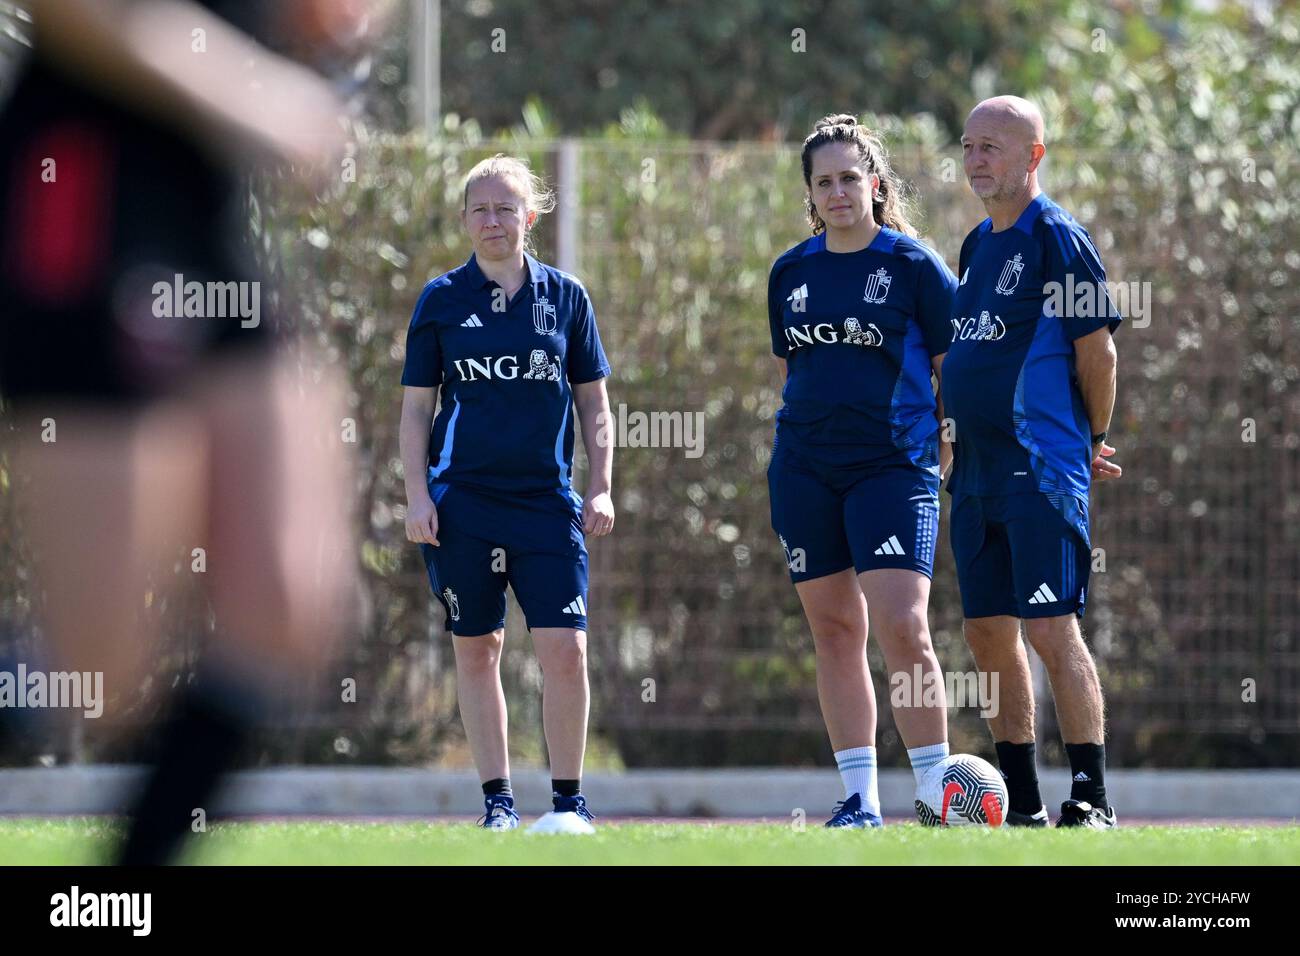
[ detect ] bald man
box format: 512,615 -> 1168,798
940,96 -> 1123,829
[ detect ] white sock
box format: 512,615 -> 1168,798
908,741 -> 950,785
834,746 -> 880,817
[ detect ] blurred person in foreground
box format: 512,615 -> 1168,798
0,0 -> 385,863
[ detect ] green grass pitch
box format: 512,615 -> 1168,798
2,819 -> 1297,866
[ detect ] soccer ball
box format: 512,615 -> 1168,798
914,754 -> 1008,827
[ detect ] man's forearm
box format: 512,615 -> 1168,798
1076,348 -> 1117,439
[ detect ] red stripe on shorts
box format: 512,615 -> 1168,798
5,121 -> 117,305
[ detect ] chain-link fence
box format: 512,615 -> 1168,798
2,137 -> 1296,769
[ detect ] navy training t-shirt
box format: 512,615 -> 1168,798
767,227 -> 957,470
941,193 -> 1123,501
402,252 -> 611,497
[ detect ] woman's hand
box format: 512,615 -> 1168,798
405,493 -> 440,546
583,490 -> 615,537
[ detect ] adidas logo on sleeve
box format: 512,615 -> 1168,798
461,314 -> 483,327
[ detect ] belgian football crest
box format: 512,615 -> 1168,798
863,267 -> 892,304
523,349 -> 562,381
843,317 -> 883,347
995,253 -> 1023,296
532,296 -> 558,335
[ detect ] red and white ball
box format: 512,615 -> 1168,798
914,754 -> 1008,827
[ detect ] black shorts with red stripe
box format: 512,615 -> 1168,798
0,62 -> 271,406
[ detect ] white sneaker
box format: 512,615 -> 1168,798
527,811 -> 596,835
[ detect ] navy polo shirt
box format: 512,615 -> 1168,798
402,252 -> 611,496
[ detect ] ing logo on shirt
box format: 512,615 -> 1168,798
843,317 -> 883,346
950,310 -> 1007,342
522,349 -> 562,381
784,318 -> 884,351
451,351 -> 561,382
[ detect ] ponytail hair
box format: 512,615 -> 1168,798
800,114 -> 918,238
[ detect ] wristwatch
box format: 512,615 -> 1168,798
1091,430 -> 1108,446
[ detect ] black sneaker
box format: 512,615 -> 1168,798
1055,799 -> 1117,829
1005,805 -> 1049,827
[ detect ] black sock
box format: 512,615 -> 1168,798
995,741 -> 1043,816
482,777 -> 512,798
1065,743 -> 1107,809
552,778 -> 580,800
116,674 -> 257,866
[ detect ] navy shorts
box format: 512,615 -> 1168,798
421,480 -> 590,637
767,440 -> 941,583
949,491 -> 1091,619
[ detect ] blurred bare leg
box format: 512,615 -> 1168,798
10,401 -> 206,731
118,350 -> 357,865
197,351 -> 358,684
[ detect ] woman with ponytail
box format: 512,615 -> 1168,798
766,114 -> 957,827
